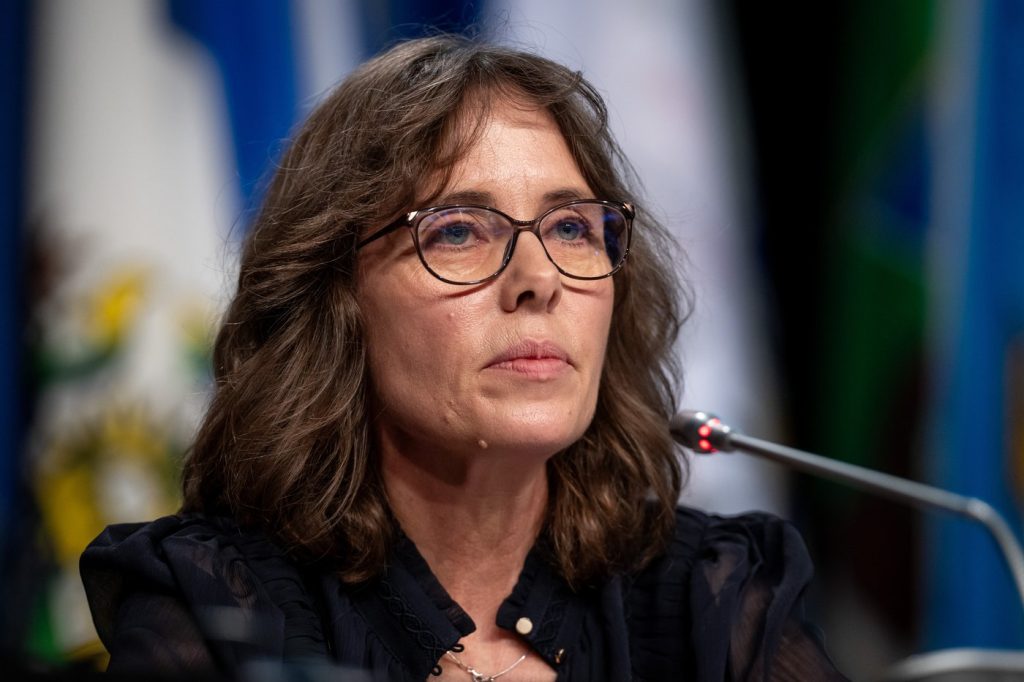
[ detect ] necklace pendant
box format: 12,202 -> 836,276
446,648 -> 527,682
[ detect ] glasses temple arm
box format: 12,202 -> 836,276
357,217 -> 408,250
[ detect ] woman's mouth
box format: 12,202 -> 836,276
485,340 -> 572,379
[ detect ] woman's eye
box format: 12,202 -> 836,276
437,224 -> 472,245
421,221 -> 481,248
550,218 -> 588,241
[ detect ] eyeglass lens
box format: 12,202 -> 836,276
415,202 -> 628,283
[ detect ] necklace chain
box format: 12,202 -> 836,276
444,650 -> 528,682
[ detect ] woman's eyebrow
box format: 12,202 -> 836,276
433,189 -> 495,206
542,188 -> 590,204
433,187 -> 590,208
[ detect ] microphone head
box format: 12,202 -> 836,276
669,409 -> 735,453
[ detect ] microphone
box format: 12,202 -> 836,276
669,409 -> 1024,613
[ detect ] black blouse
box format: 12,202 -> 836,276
80,507 -> 846,681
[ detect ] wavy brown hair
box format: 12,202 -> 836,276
182,34 -> 689,587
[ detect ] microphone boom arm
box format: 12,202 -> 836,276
670,410 -> 1024,612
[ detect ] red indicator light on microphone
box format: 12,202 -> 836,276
698,425 -> 711,438
698,438 -> 713,452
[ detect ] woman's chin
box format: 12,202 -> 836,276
465,422 -> 587,459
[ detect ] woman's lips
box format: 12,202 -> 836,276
485,340 -> 572,379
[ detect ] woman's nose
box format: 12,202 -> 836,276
498,231 -> 563,312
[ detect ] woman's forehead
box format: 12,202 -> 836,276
421,96 -> 572,202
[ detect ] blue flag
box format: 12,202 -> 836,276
925,0 -> 1024,649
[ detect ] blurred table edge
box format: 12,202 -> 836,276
881,648 -> 1024,681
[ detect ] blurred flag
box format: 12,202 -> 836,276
925,0 -> 1024,649
807,0 -> 936,648
24,0 -> 245,660
18,0 -> 368,661
816,2 -> 933,495
482,0 -> 786,515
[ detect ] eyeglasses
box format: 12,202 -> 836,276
357,199 -> 633,285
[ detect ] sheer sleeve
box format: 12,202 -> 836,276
81,516 -> 220,675
80,514 -> 328,677
100,590 -> 219,675
689,511 -> 848,681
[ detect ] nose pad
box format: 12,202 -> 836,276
506,228 -> 553,271
501,230 -> 518,263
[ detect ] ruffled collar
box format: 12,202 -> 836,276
340,531 -> 590,678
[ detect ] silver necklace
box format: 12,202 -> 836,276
444,650 -> 528,682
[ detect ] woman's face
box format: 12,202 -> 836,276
357,101 -> 615,462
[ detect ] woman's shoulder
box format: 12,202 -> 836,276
84,512 -> 248,558
628,506 -> 845,681
81,513 -> 329,670
630,505 -> 813,611
653,505 -> 812,576
81,513 -> 265,605
80,513 -> 271,632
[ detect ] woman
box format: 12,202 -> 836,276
81,35 -> 845,681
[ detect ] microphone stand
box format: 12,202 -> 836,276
670,410 -> 1024,681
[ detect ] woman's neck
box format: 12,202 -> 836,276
380,437 -> 549,624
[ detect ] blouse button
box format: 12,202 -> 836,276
515,617 -> 534,635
